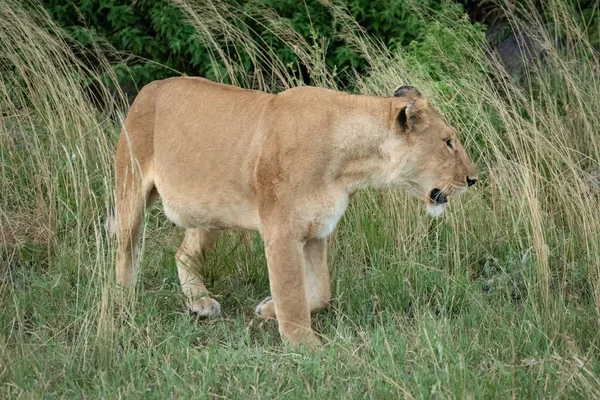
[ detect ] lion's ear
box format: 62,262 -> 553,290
397,100 -> 415,130
391,96 -> 428,132
393,85 -> 421,98
392,85 -> 425,132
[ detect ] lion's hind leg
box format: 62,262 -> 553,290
115,167 -> 157,287
177,229 -> 222,319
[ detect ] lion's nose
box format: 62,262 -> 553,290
466,176 -> 478,187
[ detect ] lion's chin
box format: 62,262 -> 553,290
426,202 -> 447,218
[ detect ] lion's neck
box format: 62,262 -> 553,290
337,149 -> 411,192
333,115 -> 411,192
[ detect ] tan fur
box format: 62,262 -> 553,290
115,77 -> 476,346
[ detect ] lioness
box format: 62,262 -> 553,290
115,78 -> 477,346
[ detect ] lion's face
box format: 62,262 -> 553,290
390,86 -> 477,216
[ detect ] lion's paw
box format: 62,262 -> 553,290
188,297 -> 221,319
254,296 -> 276,319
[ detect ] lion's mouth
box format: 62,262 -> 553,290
426,188 -> 449,218
429,188 -> 448,205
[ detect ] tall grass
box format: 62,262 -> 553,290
2,0 -> 600,397
0,0 -> 125,376
172,0 -> 339,90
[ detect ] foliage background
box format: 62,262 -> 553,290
40,0 -> 466,94
40,0 -> 600,95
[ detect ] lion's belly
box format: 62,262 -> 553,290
154,166 -> 260,231
160,194 -> 260,231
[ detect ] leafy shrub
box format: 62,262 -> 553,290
41,0 -> 446,93
42,0 -> 210,95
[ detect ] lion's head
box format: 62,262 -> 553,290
388,86 -> 477,216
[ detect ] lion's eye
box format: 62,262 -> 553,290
444,138 -> 454,150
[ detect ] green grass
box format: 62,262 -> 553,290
4,220 -> 600,398
2,0 -> 600,398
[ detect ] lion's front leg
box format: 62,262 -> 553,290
303,238 -> 331,312
261,231 -> 319,347
256,237 -> 330,318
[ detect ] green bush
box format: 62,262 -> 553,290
41,0 -> 446,92
42,0 -> 209,95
